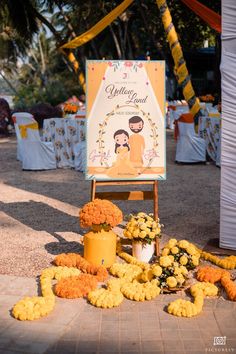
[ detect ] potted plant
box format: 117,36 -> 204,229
79,199 -> 123,267
124,212 -> 163,262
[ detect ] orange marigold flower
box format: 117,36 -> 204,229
55,274 -> 98,298
79,199 -> 123,228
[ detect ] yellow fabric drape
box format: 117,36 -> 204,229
19,122 -> 38,138
156,0 -> 201,118
66,51 -> 86,92
60,0 -> 134,49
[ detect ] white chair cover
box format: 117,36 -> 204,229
74,141 -> 86,172
12,112 -> 56,170
12,113 -> 37,161
175,122 -> 206,163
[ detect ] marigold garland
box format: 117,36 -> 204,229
121,279 -> 160,301
198,252 -> 236,270
54,253 -> 108,282
167,282 -> 218,317
109,263 -> 143,282
79,199 -> 123,229
117,251 -> 150,270
197,266 -> 227,283
88,288 -> 124,308
12,266 -> 80,321
197,266 -> 236,301
55,274 -> 98,299
221,274 -> 236,301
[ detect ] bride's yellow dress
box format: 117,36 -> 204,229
106,146 -> 137,177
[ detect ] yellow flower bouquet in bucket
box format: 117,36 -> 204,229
124,212 -> 163,262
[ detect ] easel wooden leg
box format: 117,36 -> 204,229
153,180 -> 160,256
153,180 -> 158,220
91,179 -> 96,201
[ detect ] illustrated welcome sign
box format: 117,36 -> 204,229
86,60 -> 166,180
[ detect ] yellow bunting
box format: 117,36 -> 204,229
61,0 -> 134,49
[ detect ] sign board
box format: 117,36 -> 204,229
86,60 -> 166,180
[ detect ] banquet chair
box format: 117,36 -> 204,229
12,112 -> 56,170
74,141 -> 86,172
175,113 -> 206,163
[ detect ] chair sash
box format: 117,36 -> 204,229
18,122 -> 39,138
174,113 -> 194,140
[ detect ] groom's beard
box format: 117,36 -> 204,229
130,128 -> 143,133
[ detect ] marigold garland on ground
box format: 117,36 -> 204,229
55,274 -> 98,299
12,266 -> 80,321
197,266 -> 236,301
168,282 -> 218,317
121,279 -> 160,301
54,253 -> 108,282
79,199 -> 123,229
109,263 -> 143,282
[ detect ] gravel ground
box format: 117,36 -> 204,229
0,131 -> 230,278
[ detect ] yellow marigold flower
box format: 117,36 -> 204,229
186,246 -> 197,256
180,265 -> 188,275
174,267 -> 182,276
124,230 -> 132,238
138,218 -> 145,223
132,229 -> 139,237
139,230 -> 147,238
159,256 -> 172,267
167,238 -> 178,248
171,246 -> 179,255
168,255 -> 174,263
137,212 -> 146,218
178,240 -> 190,249
162,248 -> 170,256
166,276 -> 178,288
191,255 -> 199,266
140,224 -> 146,231
152,265 -> 162,277
180,255 -> 188,265
148,231 -> 156,239
176,274 -> 185,285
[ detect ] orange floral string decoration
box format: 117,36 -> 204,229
55,274 -> 98,299
197,266 -> 227,283
54,253 -> 108,282
79,199 -> 123,230
197,266 -> 236,301
221,273 -> 236,301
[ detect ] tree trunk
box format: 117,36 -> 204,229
109,25 -> 122,59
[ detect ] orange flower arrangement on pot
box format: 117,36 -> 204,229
79,198 -> 123,230
79,199 -> 123,267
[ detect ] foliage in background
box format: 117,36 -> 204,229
0,0 -> 221,107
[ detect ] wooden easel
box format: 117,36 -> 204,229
90,179 -> 159,255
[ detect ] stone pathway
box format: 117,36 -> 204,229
0,274 -> 235,354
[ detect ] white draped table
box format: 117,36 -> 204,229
43,117 -> 86,168
198,115 -> 221,165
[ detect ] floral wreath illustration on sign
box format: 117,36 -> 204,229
96,103 -> 159,175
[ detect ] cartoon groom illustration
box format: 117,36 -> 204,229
128,116 -> 145,168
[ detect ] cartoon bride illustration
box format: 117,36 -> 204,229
106,129 -> 138,177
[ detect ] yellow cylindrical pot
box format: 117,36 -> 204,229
83,228 -> 117,267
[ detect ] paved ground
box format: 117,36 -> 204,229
0,131 -> 235,354
0,273 -> 236,354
